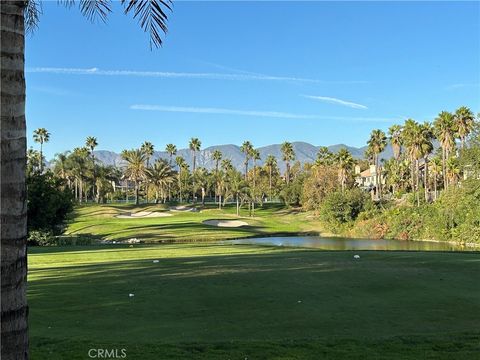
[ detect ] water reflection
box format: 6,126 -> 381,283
226,236 -> 477,252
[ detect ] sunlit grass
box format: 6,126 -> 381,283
65,203 -> 322,242
28,243 -> 480,359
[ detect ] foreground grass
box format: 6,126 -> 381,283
29,244 -> 480,359
65,203 -> 323,242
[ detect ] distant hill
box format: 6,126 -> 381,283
91,142 -> 394,172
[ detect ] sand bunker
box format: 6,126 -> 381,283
203,219 -> 248,228
170,206 -> 198,212
116,211 -> 172,219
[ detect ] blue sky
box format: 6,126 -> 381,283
26,1 -> 480,159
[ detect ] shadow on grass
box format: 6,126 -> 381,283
27,247 -> 480,358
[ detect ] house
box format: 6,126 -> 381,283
355,164 -> 385,190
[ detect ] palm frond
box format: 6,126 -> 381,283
121,0 -> 172,48
58,0 -> 112,22
25,0 -> 43,34
80,0 -> 112,22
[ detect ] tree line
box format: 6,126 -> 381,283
29,106 -> 478,215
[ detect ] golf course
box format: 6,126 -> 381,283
28,204 -> 480,359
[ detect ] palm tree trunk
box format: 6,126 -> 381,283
1,2 -> 29,358
424,158 -> 429,202
269,167 -> 272,201
192,153 -> 196,203
40,142 -> 43,172
415,159 -> 420,207
434,173 -> 437,201
135,180 -> 139,205
236,195 -> 239,216
442,147 -> 447,190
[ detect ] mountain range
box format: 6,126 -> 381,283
92,142 -> 395,172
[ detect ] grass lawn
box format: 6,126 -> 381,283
28,243 -> 480,359
65,203 -> 324,242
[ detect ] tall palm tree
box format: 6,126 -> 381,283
335,148 -> 354,193
433,111 -> 456,190
121,149 -> 148,205
175,156 -> 187,203
366,130 -> 387,199
419,122 -> 434,203
264,155 -> 277,201
388,124 -> 403,160
165,143 -> 177,166
86,136 -> 98,201
164,143 -> 177,201
281,141 -> 295,184
2,3 -> 171,353
33,127 -> 50,172
189,138 -> 201,202
250,148 -> 261,216
454,106 -> 475,149
402,119 -> 423,205
212,149 -> 222,203
240,141 -> 253,180
141,141 -> 154,202
147,159 -> 175,203
430,157 -> 442,201
141,141 -> 155,167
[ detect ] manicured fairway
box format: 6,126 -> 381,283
28,244 -> 480,359
65,203 -> 323,242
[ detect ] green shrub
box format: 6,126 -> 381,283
320,189 -> 371,230
27,172 -> 74,234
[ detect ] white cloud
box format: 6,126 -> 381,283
130,104 -> 316,119
130,104 -> 395,123
302,95 -> 368,109
26,67 -> 367,84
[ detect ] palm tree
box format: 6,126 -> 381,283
121,149 -> 148,205
221,159 -> 233,172
86,136 -> 98,201
140,141 -> 154,202
434,111 -> 456,190
212,150 -> 222,203
335,148 -> 354,193
147,159 -> 175,203
26,148 -> 42,175
165,143 -> 177,166
419,122 -> 434,203
53,151 -> 71,187
70,147 -> 90,203
141,141 -> 155,167
189,138 -> 201,202
264,155 -> 277,201
2,3 -> 171,353
388,124 -> 403,160
33,127 -> 50,172
366,130 -> 387,199
315,146 -> 334,166
227,170 -> 248,216
446,157 -> 460,186
175,156 -> 187,203
454,106 -> 475,149
240,141 -> 253,180
250,148 -> 261,216
281,141 -> 295,184
430,157 -> 442,201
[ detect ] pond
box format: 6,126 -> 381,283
226,236 -> 477,252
